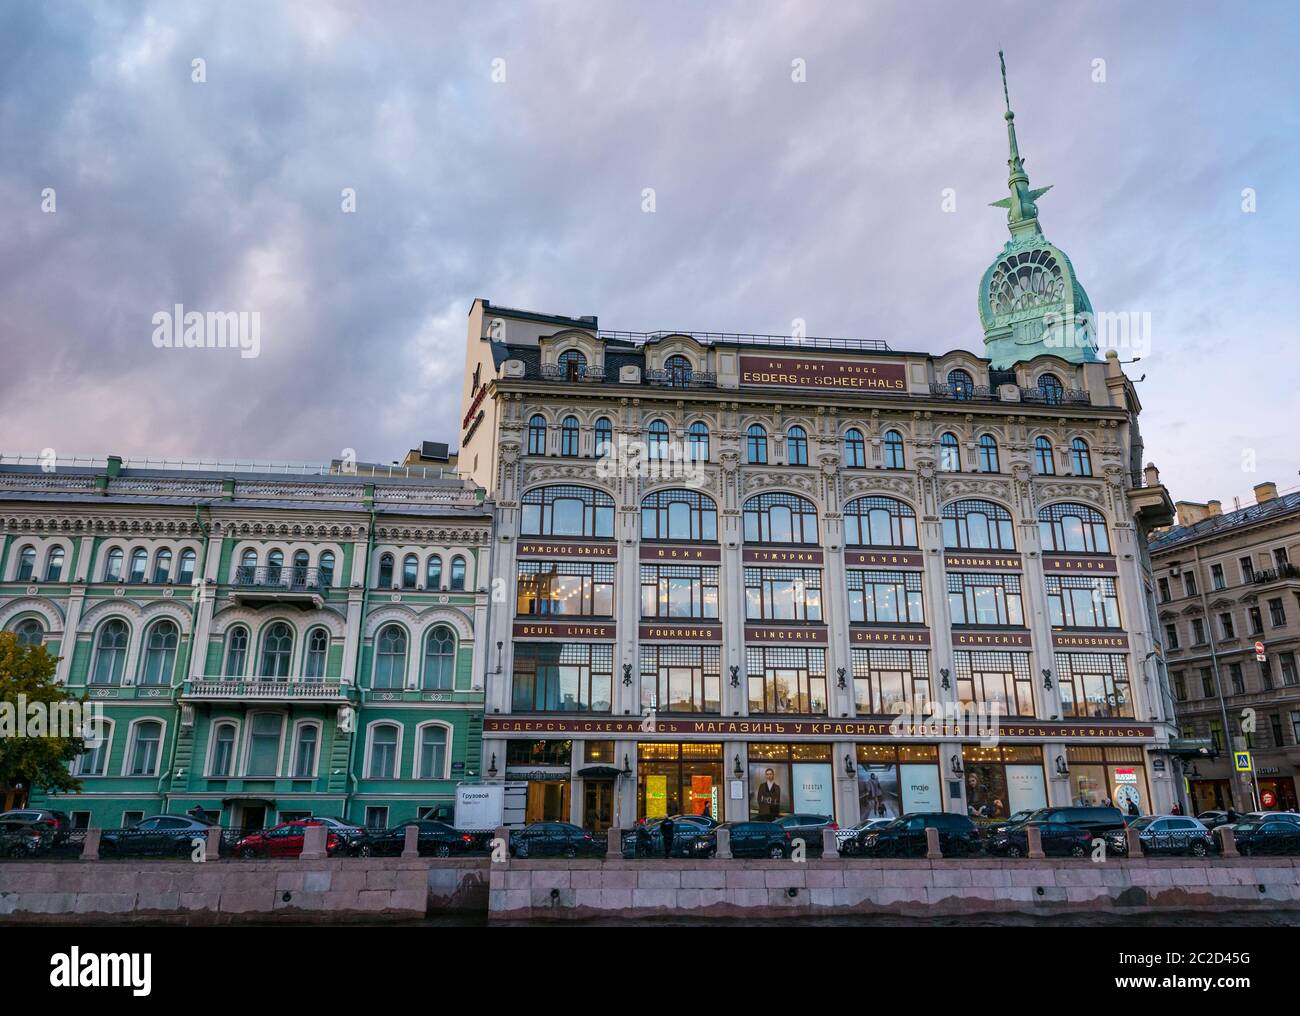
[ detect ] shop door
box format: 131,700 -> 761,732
237,805 -> 266,832
526,781 -> 569,823
583,781 -> 613,833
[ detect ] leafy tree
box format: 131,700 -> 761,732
0,631 -> 84,798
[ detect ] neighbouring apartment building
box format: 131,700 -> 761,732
456,80 -> 1179,832
0,454 -> 491,830
1151,482 -> 1300,814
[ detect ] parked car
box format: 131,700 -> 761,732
0,808 -> 72,845
837,817 -> 895,855
773,813 -> 837,854
100,815 -> 214,857
361,819 -> 480,858
987,820 -> 1092,858
0,824 -> 51,858
1232,818 -> 1300,856
690,821 -> 790,859
1224,811 -> 1300,832
1104,815 -> 1216,857
1031,806 -> 1130,839
234,820 -> 344,859
856,813 -> 982,858
308,816 -> 369,854
623,814 -> 719,858
509,822 -> 599,859
1196,810 -> 1232,830
986,809 -> 1042,837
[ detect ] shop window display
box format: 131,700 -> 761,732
855,744 -> 941,819
747,743 -> 833,820
961,744 -> 1046,820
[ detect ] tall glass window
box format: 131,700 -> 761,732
746,425 -> 768,464
883,430 -> 905,469
743,492 -> 818,544
947,369 -> 974,400
786,426 -> 809,466
843,496 -> 918,547
303,627 -> 329,678
259,622 -> 293,678
939,433 -> 961,472
1034,436 -> 1056,475
942,499 -> 1016,550
843,428 -> 865,468
528,415 -> 547,455
978,435 -> 999,473
373,625 -> 408,689
512,643 -> 613,713
688,422 -> 709,461
1070,438 -> 1093,476
224,626 -> 249,677
91,619 -> 129,685
422,626 -> 456,689
641,489 -> 717,542
1038,503 -> 1110,554
561,416 -> 580,457
520,485 -> 615,538
140,620 -> 179,685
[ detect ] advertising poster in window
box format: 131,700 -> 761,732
857,764 -> 902,819
964,763 -> 1010,819
1005,764 -> 1047,815
644,774 -> 669,820
791,763 -> 834,815
749,762 -> 789,820
899,764 -> 942,814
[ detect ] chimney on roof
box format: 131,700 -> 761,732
1174,501 -> 1211,527
1207,500 -> 1222,517
1254,482 -> 1278,504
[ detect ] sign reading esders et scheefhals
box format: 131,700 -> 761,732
739,354 -> 907,391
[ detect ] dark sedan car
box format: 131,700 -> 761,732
509,822 -> 600,859
986,809 -> 1042,838
361,819 -> 479,857
1232,818 -> 1300,856
100,815 -> 214,858
987,820 -> 1090,858
857,813 -> 982,858
1105,815 -> 1216,857
691,821 -> 791,859
773,813 -> 837,855
623,814 -> 719,858
1031,806 -> 1130,839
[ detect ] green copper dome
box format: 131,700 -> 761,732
979,53 -> 1099,369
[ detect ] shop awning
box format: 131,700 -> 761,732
1163,738 -> 1218,760
576,765 -> 624,779
219,795 -> 277,805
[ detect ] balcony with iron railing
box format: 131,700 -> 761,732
540,363 -> 606,383
1252,562 -> 1300,587
928,382 -> 1090,406
230,566 -> 329,607
180,676 -> 348,701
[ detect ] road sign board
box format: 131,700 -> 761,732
1233,751 -> 1252,772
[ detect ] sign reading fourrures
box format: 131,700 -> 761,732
640,544 -> 722,562
845,550 -> 924,568
739,354 -> 907,391
1042,554 -> 1118,574
639,622 -> 724,642
943,551 -> 1022,571
512,621 -> 617,640
1052,631 -> 1130,650
516,540 -> 618,559
483,716 -> 1158,740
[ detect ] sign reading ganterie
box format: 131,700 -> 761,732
944,552 -> 1022,572
743,547 -> 824,565
850,626 -> 931,647
1052,631 -> 1130,650
639,622 -> 723,642
640,544 -> 722,562
845,550 -> 924,569
512,621 -> 616,640
516,540 -> 617,559
745,624 -> 829,644
1042,554 -> 1118,575
484,715 -> 1157,740
952,630 -> 1032,648
739,354 -> 907,392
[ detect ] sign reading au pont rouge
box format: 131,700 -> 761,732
739,354 -> 907,392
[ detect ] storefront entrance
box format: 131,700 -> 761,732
583,780 -> 614,833
637,742 -> 724,822
1067,745 -> 1151,815
1189,778 -> 1232,813
525,780 -> 569,822
1256,777 -> 1299,812
961,744 -> 1046,820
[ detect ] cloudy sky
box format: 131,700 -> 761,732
2,1 -> 1297,507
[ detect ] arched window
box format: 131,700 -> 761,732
303,627 -> 329,679
558,348 -> 587,380
1039,503 -> 1111,554
561,415 -> 580,457
292,723 -> 319,778
152,548 -> 172,584
688,421 -> 710,461
743,492 -> 819,545
422,626 -> 455,690
978,434 -> 1000,473
91,619 -> 129,685
74,719 -> 112,777
140,620 -> 178,685
786,426 -> 809,466
129,549 -> 148,584
450,555 -> 467,590
883,430 -> 906,470
237,548 -> 258,584
1070,438 -> 1093,477
377,553 -> 394,587
664,354 -> 693,387
527,414 -> 547,455
14,619 -> 44,647
318,550 -> 335,587
209,723 -> 236,777
177,549 -> 196,585
373,625 -> 408,689
947,368 -> 974,400
418,725 -> 449,778
942,499 -> 1016,550
425,556 -> 443,589
402,554 -> 418,589
43,546 -> 65,582
259,622 -> 294,678
641,489 -> 718,542
1038,374 -> 1064,405
520,485 -> 615,539
224,626 -> 249,677
266,549 -> 285,584
746,425 -> 768,464
1034,436 -> 1056,475
939,432 -> 961,472
367,724 -> 400,779
292,550 -> 310,586
16,545 -> 36,581
127,720 -> 163,776
647,419 -> 670,461
104,547 -> 124,583
843,428 -> 865,468
594,417 -> 613,458
843,496 -> 919,548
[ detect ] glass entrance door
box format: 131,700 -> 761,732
583,780 -> 614,832
526,780 -> 570,822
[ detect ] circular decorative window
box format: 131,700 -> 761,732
988,248 -> 1065,316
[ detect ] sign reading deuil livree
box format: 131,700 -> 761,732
739,354 -> 907,391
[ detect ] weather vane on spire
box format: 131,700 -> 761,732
999,49 -> 1011,115
990,50 -> 1051,236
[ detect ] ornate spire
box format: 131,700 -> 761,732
989,50 -> 1052,238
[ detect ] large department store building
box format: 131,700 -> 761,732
460,89 -> 1178,831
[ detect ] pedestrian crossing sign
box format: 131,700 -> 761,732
1233,751 -> 1252,772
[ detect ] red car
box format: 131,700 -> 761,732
235,820 -> 341,859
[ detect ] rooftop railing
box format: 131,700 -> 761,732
598,330 -> 891,351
